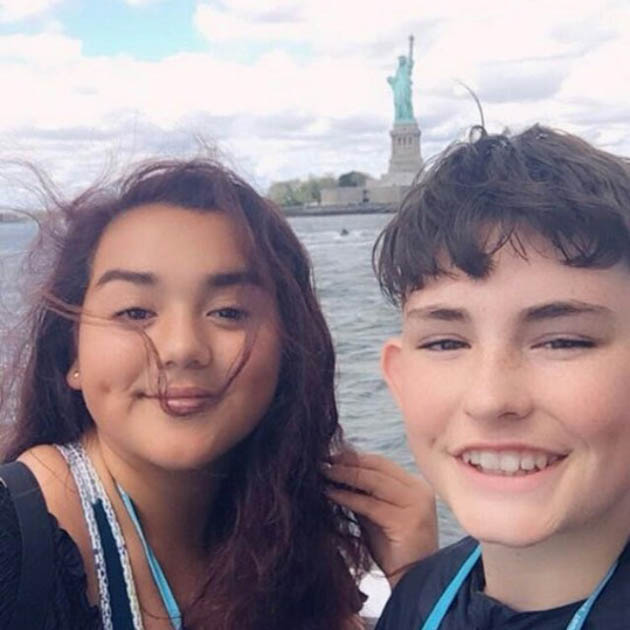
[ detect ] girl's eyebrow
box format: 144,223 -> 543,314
94,268 -> 260,289
94,269 -> 154,287
206,270 -> 261,288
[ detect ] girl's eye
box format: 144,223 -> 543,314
418,339 -> 468,351
536,338 -> 595,350
209,307 -> 248,322
115,307 -> 154,321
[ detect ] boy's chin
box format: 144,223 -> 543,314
452,507 -> 557,549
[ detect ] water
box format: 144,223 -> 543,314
0,214 -> 464,548
289,213 -> 464,548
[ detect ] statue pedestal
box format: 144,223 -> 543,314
386,120 -> 422,185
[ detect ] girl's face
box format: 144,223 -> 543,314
68,203 -> 282,473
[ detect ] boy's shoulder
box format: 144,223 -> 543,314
376,537 -> 630,630
375,536 -> 477,630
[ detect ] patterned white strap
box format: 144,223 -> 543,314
56,442 -> 144,630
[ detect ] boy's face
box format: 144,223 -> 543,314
382,235 -> 630,547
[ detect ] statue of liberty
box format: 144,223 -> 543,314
387,35 -> 415,124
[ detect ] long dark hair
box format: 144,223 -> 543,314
375,124 -> 630,304
1,159 -> 369,629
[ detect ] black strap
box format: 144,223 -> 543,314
0,461 -> 54,630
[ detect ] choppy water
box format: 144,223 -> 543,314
0,214 -> 464,547
289,213 -> 463,547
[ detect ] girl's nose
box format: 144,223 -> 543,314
156,312 -> 212,370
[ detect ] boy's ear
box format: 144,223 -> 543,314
381,337 -> 404,408
66,360 -> 82,390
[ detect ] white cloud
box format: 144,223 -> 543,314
0,0 -> 64,23
0,0 -> 629,190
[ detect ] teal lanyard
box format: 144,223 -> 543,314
117,485 -> 183,630
421,544 -> 619,630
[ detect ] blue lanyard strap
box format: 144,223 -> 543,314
566,558 -> 618,630
421,544 -> 482,630
420,543 -> 619,630
118,485 -> 183,630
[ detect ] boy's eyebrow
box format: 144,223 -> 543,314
405,300 -> 612,323
405,305 -> 470,322
94,268 -> 260,289
522,300 -> 613,322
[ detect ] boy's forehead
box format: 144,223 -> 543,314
402,239 -> 630,315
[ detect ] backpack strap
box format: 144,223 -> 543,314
0,461 -> 54,630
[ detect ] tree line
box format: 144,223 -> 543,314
267,171 -> 370,206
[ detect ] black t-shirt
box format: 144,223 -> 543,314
0,482 -> 102,629
376,536 -> 630,630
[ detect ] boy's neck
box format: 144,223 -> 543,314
481,522 -> 629,612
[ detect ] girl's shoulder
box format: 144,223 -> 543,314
0,454 -> 101,629
18,444 -> 99,602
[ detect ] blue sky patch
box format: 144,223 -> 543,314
59,0 -> 204,60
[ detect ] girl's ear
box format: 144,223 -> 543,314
66,361 -> 82,390
381,337 -> 403,408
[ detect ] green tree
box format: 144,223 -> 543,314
267,174 -> 337,206
338,171 -> 369,187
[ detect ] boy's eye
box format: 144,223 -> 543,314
115,307 -> 154,321
536,338 -> 595,350
418,339 -> 468,351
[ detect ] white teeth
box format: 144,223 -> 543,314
499,451 -> 520,473
520,454 -> 536,470
459,449 -> 561,475
480,451 -> 500,470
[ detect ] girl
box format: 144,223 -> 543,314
0,158 -> 435,630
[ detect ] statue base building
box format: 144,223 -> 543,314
385,120 -> 422,186
319,119 -> 423,207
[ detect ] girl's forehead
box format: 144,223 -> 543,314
89,204 -> 253,282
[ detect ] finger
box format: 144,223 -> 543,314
325,464 -> 418,506
326,486 -> 403,523
331,450 -> 418,486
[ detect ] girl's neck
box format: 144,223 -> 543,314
82,431 -> 225,554
481,522 -> 629,612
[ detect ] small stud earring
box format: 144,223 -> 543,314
73,371 -> 79,379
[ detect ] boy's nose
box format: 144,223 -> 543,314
156,313 -> 212,370
462,349 -> 533,423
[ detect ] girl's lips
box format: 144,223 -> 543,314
164,386 -> 214,398
162,396 -> 213,416
142,387 -> 216,416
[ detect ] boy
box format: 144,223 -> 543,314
374,125 -> 630,629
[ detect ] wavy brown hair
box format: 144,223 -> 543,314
1,159 -> 369,629
375,124 -> 630,304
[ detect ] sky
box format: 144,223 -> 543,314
0,0 -> 629,194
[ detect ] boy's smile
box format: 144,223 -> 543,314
382,234 -> 630,548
